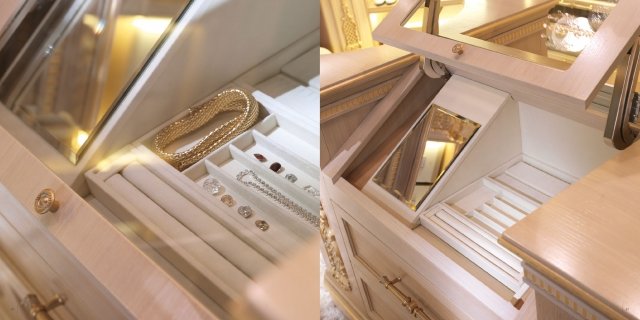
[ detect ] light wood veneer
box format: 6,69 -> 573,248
501,140 -> 640,319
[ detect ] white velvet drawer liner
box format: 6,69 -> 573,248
120,160 -> 272,276
103,173 -> 247,307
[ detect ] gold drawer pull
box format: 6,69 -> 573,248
414,308 -> 432,320
379,276 -> 432,319
21,293 -> 66,320
34,189 -> 59,214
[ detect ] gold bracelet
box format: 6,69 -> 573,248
154,88 -> 259,170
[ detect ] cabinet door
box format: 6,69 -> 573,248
374,0 -> 640,125
0,126 -> 215,319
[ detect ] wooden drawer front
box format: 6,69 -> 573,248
336,206 -> 442,320
356,268 -> 409,320
0,199 -> 130,319
0,127 -> 216,319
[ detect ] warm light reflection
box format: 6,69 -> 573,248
424,140 -> 448,155
132,16 -> 171,34
82,14 -> 105,34
369,12 -> 387,30
72,129 -> 89,152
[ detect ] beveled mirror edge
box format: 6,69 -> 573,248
73,0 -> 195,165
0,0 -> 195,165
371,103 -> 481,211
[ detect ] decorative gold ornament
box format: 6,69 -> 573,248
154,88 -> 259,170
320,210 -> 352,291
340,0 -> 362,51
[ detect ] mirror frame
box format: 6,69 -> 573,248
374,0 -> 640,128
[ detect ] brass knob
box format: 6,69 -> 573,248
452,43 -> 464,55
34,189 -> 59,214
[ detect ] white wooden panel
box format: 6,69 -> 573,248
519,103 -> 618,178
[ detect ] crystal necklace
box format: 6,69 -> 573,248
237,170 -> 319,228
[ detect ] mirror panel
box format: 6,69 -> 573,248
373,105 -> 480,211
0,0 -> 191,163
402,0 -> 618,69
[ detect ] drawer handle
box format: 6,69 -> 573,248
34,189 -> 59,214
21,293 -> 66,320
379,275 -> 432,320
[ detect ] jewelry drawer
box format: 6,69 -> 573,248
85,86 -> 320,315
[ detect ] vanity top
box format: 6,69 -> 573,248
500,141 -> 640,319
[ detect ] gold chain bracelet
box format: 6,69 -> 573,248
154,88 -> 259,170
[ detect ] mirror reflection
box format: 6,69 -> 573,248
0,0 -> 190,163
402,0 -> 618,69
373,105 -> 480,211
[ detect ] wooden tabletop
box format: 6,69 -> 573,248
500,142 -> 640,319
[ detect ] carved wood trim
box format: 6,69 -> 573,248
321,77 -> 398,123
523,265 -> 607,320
320,209 -> 352,292
339,0 -> 362,51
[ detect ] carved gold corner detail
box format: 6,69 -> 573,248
340,0 -> 362,51
320,210 -> 352,291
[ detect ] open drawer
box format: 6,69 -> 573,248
85,83 -> 320,315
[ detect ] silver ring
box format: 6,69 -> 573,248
303,185 -> 320,197
203,178 -> 224,195
237,206 -> 253,218
285,173 -> 298,183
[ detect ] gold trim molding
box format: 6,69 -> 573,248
499,237 -> 627,320
490,18 -> 547,46
320,209 -> 352,292
523,265 -> 606,320
321,77 -> 398,123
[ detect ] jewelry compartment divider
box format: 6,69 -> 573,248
234,30 -> 319,125
85,84 -> 320,313
251,106 -> 319,165
418,155 -> 574,303
202,131 -> 320,227
85,150 -> 254,312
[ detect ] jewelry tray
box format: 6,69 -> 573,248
420,156 -> 574,302
85,51 -> 319,309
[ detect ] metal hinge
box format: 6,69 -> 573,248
21,293 -> 66,320
604,38 -> 640,149
419,0 -> 451,79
